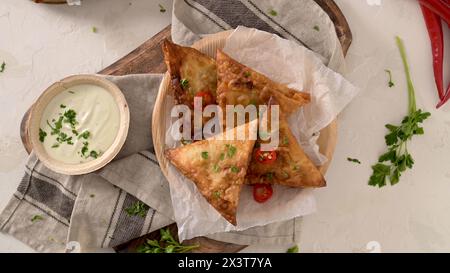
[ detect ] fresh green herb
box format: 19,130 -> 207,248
281,136 -> 289,145
219,153 -> 225,161
265,172 -> 274,180
68,90 -> 75,94
125,201 -> 149,218
159,4 -> 166,13
369,37 -> 430,187
92,26 -> 97,33
72,129 -> 78,136
63,109 -> 77,129
201,151 -> 209,159
213,191 -> 221,199
313,25 -> 320,31
0,61 -> 5,73
226,144 -> 237,158
385,69 -> 395,88
51,143 -> 60,148
180,138 -> 192,145
81,142 -> 89,156
347,157 -> 361,164
39,128 -> 47,142
212,164 -> 220,173
31,215 -> 44,222
180,78 -> 189,89
89,150 -> 99,159
231,166 -> 240,173
60,104 -> 66,108
89,194 -> 95,198
287,245 -> 299,253
269,9 -> 277,16
243,71 -> 251,77
137,228 -> 199,253
78,131 -> 90,139
292,165 -> 300,171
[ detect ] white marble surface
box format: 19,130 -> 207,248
0,0 -> 449,253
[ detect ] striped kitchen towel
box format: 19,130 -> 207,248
0,0 -> 347,252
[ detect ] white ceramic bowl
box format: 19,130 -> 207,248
29,74 -> 130,175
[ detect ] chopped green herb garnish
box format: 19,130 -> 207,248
68,90 -> 75,94
180,138 -> 192,145
287,245 -> 299,253
385,69 -> 395,88
0,61 -> 5,73
292,165 -> 300,171
125,201 -> 149,218
265,172 -> 274,180
31,215 -> 44,222
39,128 -> 47,142
219,153 -> 225,161
81,142 -> 89,156
243,71 -> 251,77
226,144 -> 237,158
63,109 -> 77,128
369,37 -> 430,187
281,136 -> 289,145
212,164 -> 220,173
51,143 -> 60,148
89,194 -> 95,198
92,26 -> 97,33
60,104 -> 66,108
213,191 -> 221,198
89,150 -> 99,159
78,131 -> 90,139
137,228 -> 199,253
180,78 -> 189,89
72,129 -> 78,136
231,166 -> 240,173
201,151 -> 209,159
159,4 -> 166,13
269,9 -> 277,16
347,157 -> 361,164
313,25 -> 320,31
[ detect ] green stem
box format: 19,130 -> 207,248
395,36 -> 416,115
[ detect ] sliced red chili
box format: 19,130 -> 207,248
253,183 -> 273,203
254,148 -> 277,164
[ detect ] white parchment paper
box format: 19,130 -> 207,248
166,26 -> 359,241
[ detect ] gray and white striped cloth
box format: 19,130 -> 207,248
0,0 -> 347,252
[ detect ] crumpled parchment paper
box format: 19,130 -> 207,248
165,26 -> 359,241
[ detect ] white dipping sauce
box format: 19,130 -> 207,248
39,84 -> 120,164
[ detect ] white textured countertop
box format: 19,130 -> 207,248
0,0 -> 449,253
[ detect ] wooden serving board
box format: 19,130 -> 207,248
21,0 -> 352,253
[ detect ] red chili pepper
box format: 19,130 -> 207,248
419,0 -> 450,25
420,4 -> 445,100
436,84 -> 450,108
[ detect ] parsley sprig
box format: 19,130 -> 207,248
125,201 -> 149,218
137,228 -> 199,253
369,37 -> 430,187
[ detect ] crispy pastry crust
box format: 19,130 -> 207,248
162,39 -> 217,107
165,121 -> 257,225
216,49 -> 310,115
